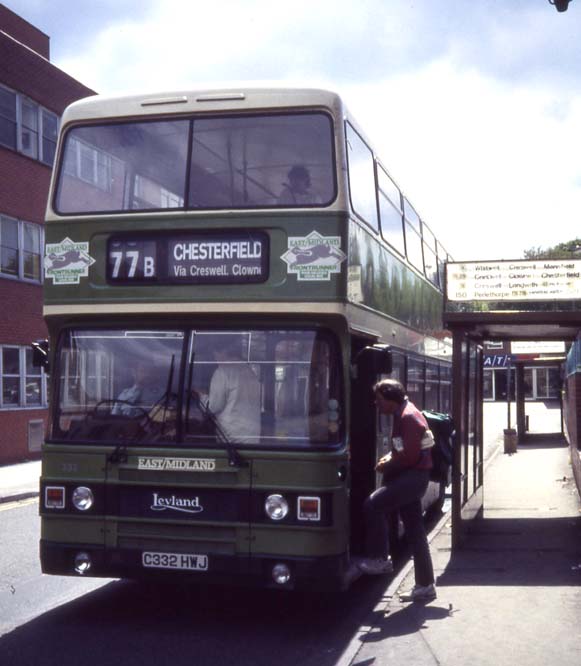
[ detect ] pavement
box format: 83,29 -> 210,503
2,404 -> 581,666
341,429 -> 581,666
0,459 -> 40,504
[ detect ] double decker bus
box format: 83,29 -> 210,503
38,88 -> 453,590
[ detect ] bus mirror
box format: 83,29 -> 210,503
31,339 -> 50,371
353,344 -> 392,380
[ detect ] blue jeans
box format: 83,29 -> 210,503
363,467 -> 435,587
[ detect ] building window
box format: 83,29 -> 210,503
1,346 -> 47,409
0,86 -> 17,150
0,215 -> 43,283
20,98 -> 39,160
0,84 -> 59,166
41,110 -> 58,166
2,347 -> 21,406
0,215 -> 19,277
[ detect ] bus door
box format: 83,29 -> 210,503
349,341 -> 392,554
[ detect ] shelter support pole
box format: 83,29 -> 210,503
451,328 -> 466,550
516,364 -> 526,443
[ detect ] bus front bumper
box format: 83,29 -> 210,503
40,540 -> 350,591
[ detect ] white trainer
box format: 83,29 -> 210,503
400,583 -> 437,602
358,557 -> 394,575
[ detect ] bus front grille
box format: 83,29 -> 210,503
116,521 -> 238,555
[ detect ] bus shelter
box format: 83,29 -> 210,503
444,258 -> 581,548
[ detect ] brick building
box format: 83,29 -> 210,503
0,4 -> 94,463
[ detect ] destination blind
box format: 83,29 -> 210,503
108,232 -> 269,284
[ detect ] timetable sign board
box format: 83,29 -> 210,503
446,259 -> 581,302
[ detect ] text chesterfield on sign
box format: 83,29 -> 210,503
446,259 -> 581,302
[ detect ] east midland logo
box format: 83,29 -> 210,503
44,237 -> 95,285
281,231 -> 346,281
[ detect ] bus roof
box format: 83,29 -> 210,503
61,88 -> 347,125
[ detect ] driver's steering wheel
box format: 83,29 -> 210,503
91,399 -> 151,423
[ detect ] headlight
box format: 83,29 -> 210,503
72,486 -> 94,511
74,551 -> 92,574
272,563 -> 291,585
264,494 -> 289,521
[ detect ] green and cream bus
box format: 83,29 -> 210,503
38,88 -> 452,590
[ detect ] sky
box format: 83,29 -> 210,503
5,0 -> 581,261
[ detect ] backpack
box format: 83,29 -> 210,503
422,410 -> 455,486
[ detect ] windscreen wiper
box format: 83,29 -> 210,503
186,356 -> 247,468
195,394 -> 247,468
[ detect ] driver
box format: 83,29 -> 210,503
112,362 -> 161,416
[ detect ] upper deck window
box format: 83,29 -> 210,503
54,112 -> 336,214
403,196 -> 424,273
422,222 -> 439,287
345,123 -> 379,232
56,120 -> 190,214
377,166 -> 404,256
189,113 -> 335,208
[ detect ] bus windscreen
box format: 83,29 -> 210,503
53,328 -> 342,448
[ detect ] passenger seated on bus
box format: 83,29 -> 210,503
112,362 -> 162,417
277,165 -> 321,206
200,338 -> 261,444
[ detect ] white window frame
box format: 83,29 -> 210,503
0,214 -> 44,284
0,84 -> 59,166
0,345 -> 48,410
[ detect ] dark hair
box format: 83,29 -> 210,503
288,165 -> 310,183
373,378 -> 406,404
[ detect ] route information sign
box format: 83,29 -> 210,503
446,259 -> 581,301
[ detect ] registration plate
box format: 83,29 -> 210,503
142,551 -> 208,571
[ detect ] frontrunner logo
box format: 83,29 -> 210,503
281,231 -> 346,281
151,493 -> 204,514
44,237 -> 95,285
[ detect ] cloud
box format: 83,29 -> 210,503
39,1 -> 581,94
343,61 -> 581,260
13,0 -> 581,261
